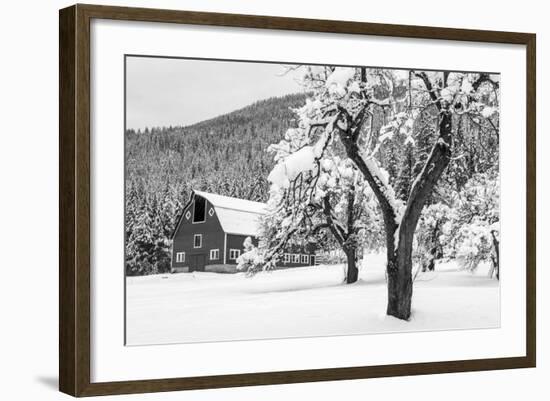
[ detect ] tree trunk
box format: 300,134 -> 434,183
386,267 -> 413,320
490,230 -> 500,280
422,247 -> 436,272
424,221 -> 441,272
386,234 -> 414,320
385,111 -> 452,320
345,248 -> 358,284
334,80 -> 453,320
320,195 -> 358,285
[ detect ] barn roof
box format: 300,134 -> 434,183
194,190 -> 267,237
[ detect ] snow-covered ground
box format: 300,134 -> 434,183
126,254 -> 500,346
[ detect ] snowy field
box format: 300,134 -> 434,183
125,254 -> 500,346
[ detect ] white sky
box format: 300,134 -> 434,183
126,57 -> 304,130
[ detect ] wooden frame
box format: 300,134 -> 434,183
59,3 -> 536,397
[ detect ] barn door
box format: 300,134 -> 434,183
190,254 -> 206,272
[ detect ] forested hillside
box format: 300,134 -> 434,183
125,93 -> 308,275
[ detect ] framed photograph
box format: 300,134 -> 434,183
59,4 -> 536,397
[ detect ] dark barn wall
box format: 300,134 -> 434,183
278,243 -> 317,268
172,195 -> 225,271
225,234 -> 258,265
278,251 -> 316,268
225,234 -> 314,268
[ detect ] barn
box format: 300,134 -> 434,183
171,190 -> 317,273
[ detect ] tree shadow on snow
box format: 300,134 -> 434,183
244,276 -> 387,294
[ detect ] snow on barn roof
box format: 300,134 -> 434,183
193,190 -> 267,237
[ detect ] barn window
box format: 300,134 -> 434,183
301,255 -> 309,264
283,253 -> 290,264
292,254 -> 300,263
194,234 -> 202,248
193,196 -> 206,223
176,252 -> 185,263
229,249 -> 240,260
210,249 -> 219,260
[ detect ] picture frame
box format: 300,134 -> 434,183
59,3 -> 536,397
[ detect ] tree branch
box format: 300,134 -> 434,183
397,109 -> 453,253
332,107 -> 399,256
472,73 -> 499,91
322,196 -> 347,246
346,185 -> 356,248
414,71 -> 441,110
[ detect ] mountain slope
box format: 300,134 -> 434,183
125,92 -> 308,275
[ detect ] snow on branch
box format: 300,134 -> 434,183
413,71 -> 441,109
267,114 -> 337,190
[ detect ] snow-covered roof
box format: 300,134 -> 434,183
193,190 -> 266,237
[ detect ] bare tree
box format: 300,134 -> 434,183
284,66 -> 500,319
254,117 -> 380,283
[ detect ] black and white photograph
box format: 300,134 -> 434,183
0,0 -> 543,398
124,56 -> 501,346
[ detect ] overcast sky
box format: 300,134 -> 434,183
126,57 -> 304,130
